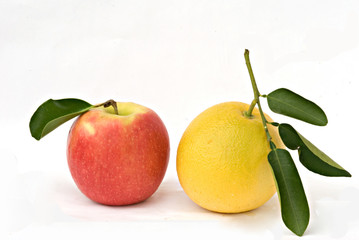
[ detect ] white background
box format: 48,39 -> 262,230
1,0 -> 359,239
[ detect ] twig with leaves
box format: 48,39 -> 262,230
243,49 -> 351,236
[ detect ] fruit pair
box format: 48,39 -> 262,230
30,50 -> 350,236
31,98 -> 274,212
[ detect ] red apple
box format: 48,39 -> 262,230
66,102 -> 170,205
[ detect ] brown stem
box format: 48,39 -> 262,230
94,99 -> 119,115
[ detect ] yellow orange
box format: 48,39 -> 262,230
177,102 -> 284,213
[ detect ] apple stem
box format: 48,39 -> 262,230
94,100 -> 119,115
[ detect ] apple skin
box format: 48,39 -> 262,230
67,102 -> 170,206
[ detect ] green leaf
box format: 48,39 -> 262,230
30,98 -> 93,140
277,123 -> 301,150
268,148 -> 310,236
267,88 -> 328,126
278,124 -> 351,177
299,147 -> 351,177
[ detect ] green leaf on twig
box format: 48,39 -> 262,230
268,148 -> 310,236
267,88 -> 328,126
278,124 -> 351,177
